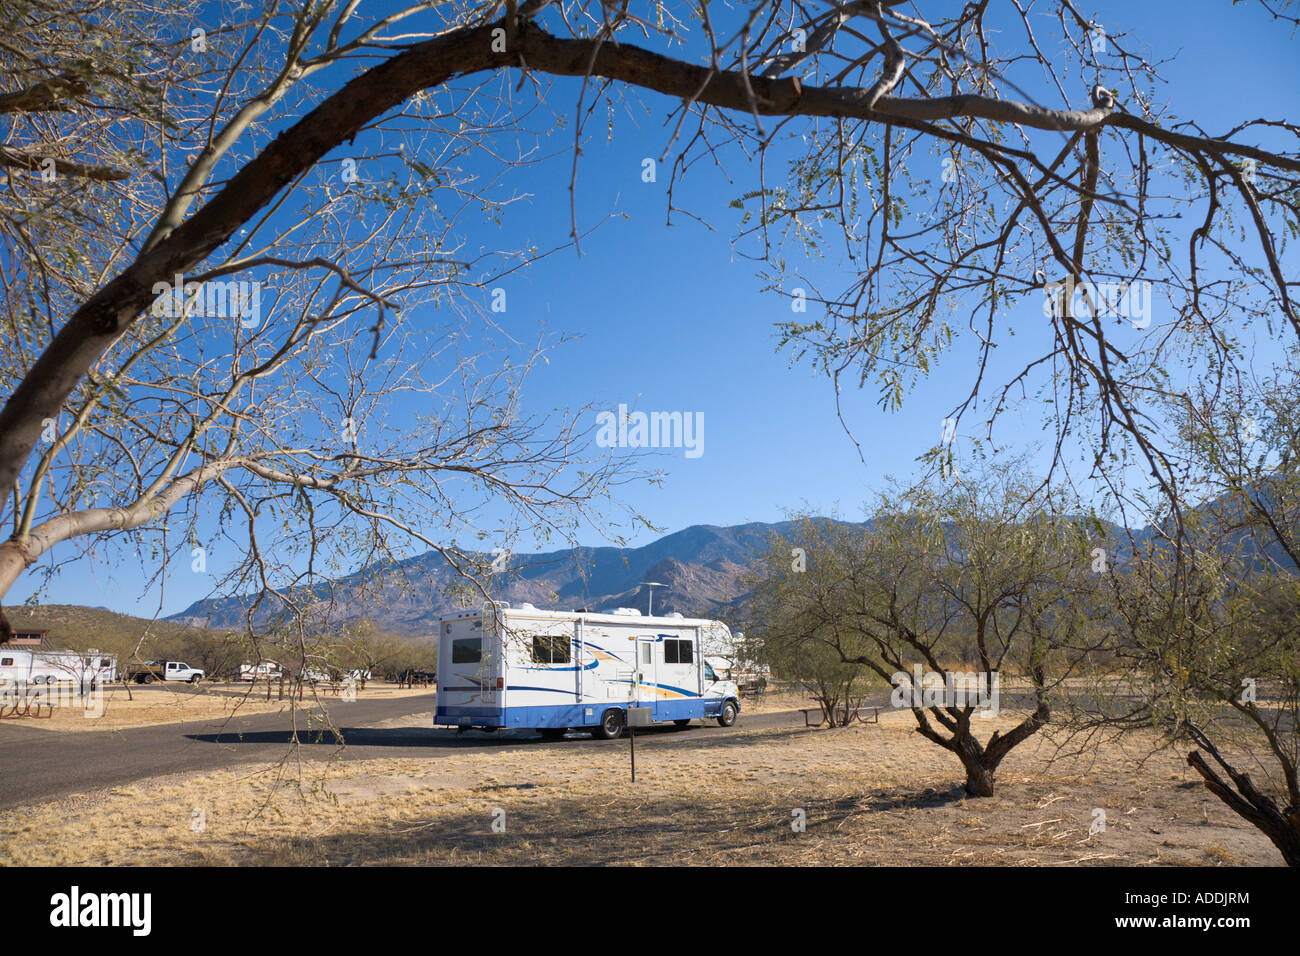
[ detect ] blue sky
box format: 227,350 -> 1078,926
15,0 -> 1299,617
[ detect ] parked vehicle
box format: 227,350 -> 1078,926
125,660 -> 205,684
436,604 -> 741,739
704,656 -> 734,681
0,649 -> 117,686
237,661 -> 283,681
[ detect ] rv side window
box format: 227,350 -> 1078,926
703,662 -> 717,682
530,635 -> 571,665
663,639 -> 693,665
451,638 -> 482,664
1,658 -> 12,666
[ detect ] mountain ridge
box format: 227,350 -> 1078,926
163,493 -> 1289,637
166,518 -> 866,636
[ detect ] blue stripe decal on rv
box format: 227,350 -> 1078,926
507,686 -> 579,696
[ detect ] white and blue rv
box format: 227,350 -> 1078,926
435,604 -> 742,739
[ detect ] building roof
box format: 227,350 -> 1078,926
1,629 -> 50,648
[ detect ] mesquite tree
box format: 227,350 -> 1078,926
1076,360 -> 1300,865
0,0 -> 642,638
748,461 -> 1101,796
1,2 -> 1296,636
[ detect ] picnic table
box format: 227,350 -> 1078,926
799,702 -> 881,727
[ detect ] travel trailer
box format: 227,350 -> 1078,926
436,605 -> 741,739
237,660 -> 283,681
0,648 -> 117,686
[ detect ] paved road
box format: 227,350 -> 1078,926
3,686 -> 1065,810
0,691 -> 816,810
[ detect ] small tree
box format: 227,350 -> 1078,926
749,460 -> 1100,796
1081,363 -> 1300,865
748,541 -> 875,726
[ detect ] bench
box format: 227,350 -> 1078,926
798,707 -> 824,727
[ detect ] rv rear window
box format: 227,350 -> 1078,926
531,635 -> 571,665
663,639 -> 694,665
451,638 -> 482,664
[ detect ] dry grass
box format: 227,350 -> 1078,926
0,708 -> 1280,866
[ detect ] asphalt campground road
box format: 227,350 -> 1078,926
0,685 -> 1069,811
0,689 -> 825,811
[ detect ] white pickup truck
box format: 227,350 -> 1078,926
125,660 -> 205,684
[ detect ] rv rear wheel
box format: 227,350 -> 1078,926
593,709 -> 625,740
716,700 -> 738,727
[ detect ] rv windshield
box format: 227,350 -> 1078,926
704,662 -> 717,682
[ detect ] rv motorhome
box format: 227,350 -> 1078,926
436,605 -> 741,739
0,649 -> 117,686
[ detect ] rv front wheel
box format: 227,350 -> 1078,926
716,701 -> 738,727
594,709 -> 625,740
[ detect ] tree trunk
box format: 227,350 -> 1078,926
955,733 -> 996,797
962,762 -> 995,797
1188,750 -> 1300,866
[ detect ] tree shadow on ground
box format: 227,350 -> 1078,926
224,777 -> 977,865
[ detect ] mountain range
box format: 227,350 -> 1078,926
166,490 -> 1295,638
166,519 -> 849,637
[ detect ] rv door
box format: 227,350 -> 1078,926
573,619 -> 584,702
634,637 -> 657,709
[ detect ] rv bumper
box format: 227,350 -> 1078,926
435,704 -> 505,729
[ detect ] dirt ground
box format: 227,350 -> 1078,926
0,707 -> 1281,866
1,681 -> 431,732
